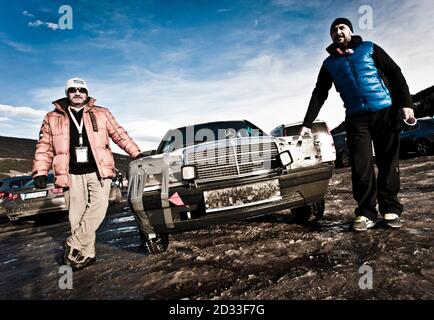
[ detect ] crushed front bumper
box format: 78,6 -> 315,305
129,162 -> 333,234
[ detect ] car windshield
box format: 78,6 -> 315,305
157,121 -> 266,153
25,173 -> 55,187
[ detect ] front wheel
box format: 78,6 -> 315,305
139,229 -> 169,254
291,200 -> 325,224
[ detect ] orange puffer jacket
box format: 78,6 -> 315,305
32,97 -> 141,187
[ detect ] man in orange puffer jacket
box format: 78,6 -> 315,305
32,77 -> 143,270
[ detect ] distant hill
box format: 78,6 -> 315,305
0,136 -> 132,178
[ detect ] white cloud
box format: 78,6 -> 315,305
0,104 -> 47,120
28,20 -> 59,31
3,40 -> 33,53
217,9 -> 231,13
110,120 -> 173,154
46,23 -> 60,31
22,11 -> 35,17
0,105 -> 45,139
28,20 -> 44,27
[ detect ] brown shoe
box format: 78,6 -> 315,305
71,255 -> 96,271
63,241 -> 81,266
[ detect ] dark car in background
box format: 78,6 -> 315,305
0,175 -> 32,215
3,173 -> 67,221
331,117 -> 434,167
4,173 -> 123,221
332,132 -> 351,167
400,117 -> 434,156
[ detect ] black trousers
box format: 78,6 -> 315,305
345,106 -> 403,220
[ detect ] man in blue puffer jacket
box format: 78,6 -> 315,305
300,18 -> 415,231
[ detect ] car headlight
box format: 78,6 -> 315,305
181,165 -> 196,181
279,151 -> 293,167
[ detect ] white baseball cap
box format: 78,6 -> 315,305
65,77 -> 89,95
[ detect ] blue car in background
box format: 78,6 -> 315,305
332,117 -> 434,167
400,117 -> 434,156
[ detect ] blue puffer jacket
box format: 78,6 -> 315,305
323,41 -> 392,116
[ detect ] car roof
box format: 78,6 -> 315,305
168,119 -> 258,132
279,119 -> 326,128
418,117 -> 434,122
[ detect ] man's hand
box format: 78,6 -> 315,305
299,126 -> 312,136
401,107 -> 416,125
33,176 -> 48,189
401,107 -> 415,121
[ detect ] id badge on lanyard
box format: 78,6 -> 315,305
69,107 -> 89,164
75,146 -> 89,163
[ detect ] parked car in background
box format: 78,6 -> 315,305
129,120 -> 335,254
331,117 -> 434,167
400,117 -> 434,156
270,120 -> 336,164
0,175 -> 32,215
332,131 -> 351,167
4,173 -> 66,221
4,173 -> 123,221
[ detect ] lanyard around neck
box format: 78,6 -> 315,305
68,106 -> 84,146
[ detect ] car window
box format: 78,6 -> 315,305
270,127 -> 283,137
10,181 -> 22,189
24,174 -> 55,187
284,125 -> 302,136
158,121 -> 266,153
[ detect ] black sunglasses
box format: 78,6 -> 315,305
67,87 -> 88,94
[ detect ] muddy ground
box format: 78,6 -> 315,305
0,156 -> 433,300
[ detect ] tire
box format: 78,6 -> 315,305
340,151 -> 351,167
291,200 -> 325,224
139,229 -> 169,254
114,188 -> 122,203
109,187 -> 122,204
415,139 -> 432,156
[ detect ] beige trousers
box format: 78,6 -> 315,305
64,172 -> 111,257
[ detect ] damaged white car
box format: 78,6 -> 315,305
128,120 -> 335,253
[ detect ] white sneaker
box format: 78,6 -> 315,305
353,216 -> 376,231
384,213 -> 402,228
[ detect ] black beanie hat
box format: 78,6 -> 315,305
330,18 -> 353,34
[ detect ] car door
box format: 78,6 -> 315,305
400,123 -> 420,153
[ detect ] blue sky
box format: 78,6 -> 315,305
1,0 -> 433,153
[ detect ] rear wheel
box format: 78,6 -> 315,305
291,200 -> 325,224
138,229 -> 169,254
415,139 -> 432,156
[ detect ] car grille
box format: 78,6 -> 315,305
186,141 -> 279,182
